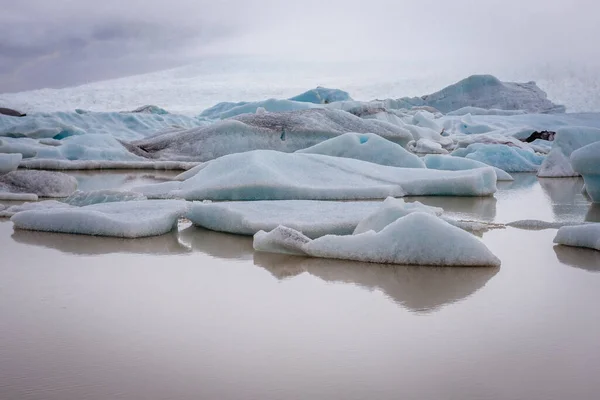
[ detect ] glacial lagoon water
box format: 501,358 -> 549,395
1,172 -> 600,400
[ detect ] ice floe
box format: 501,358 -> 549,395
64,189 -> 147,206
423,154 -> 514,181
452,144 -> 544,172
554,224 -> 600,251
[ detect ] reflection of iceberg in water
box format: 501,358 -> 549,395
178,226 -> 254,261
254,253 -> 499,313
554,245 -> 600,273
538,177 -> 590,222
585,204 -> 600,223
405,196 -> 496,221
497,173 -> 538,191
11,228 -> 191,255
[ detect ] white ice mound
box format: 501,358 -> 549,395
0,170 -> 77,198
128,109 -> 414,161
64,189 -> 148,206
254,212 -> 501,267
554,224 -> 600,251
295,132 -> 425,168
11,200 -> 189,238
395,75 -> 565,114
187,200 -> 381,238
407,138 -> 449,154
423,154 -> 514,181
0,200 -> 74,218
570,141 -> 600,202
353,197 -> 443,234
452,143 -> 544,172
135,150 -> 497,201
538,127 -> 600,177
0,153 -> 22,174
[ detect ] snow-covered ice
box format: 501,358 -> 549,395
134,150 -> 497,201
538,127 -> 600,177
0,170 -> 77,198
353,197 -> 443,234
423,154 -> 514,181
11,200 -> 189,238
554,224 -> 600,251
64,190 -> 147,207
295,132 -> 425,168
254,212 -> 501,267
187,200 -> 382,238
570,141 -> 600,202
0,153 -> 21,174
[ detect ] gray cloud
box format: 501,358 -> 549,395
1,0 -> 599,93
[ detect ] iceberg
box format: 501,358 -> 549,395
446,107 -> 528,116
353,197 -> 443,234
408,138 -> 449,154
452,143 -> 544,172
64,189 -> 147,206
423,154 -> 514,181
128,109 -> 414,162
538,127 -> 600,177
395,75 -> 565,114
0,153 -> 21,174
18,159 -> 199,171
288,87 -> 352,104
554,224 -> 600,251
186,200 -> 381,238
0,200 -> 74,218
11,200 -> 189,238
199,99 -> 318,119
295,132 -> 425,168
0,170 -> 77,198
134,150 -> 497,201
570,141 -> 600,202
254,212 -> 501,267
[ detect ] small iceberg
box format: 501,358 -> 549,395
554,224 -> 600,251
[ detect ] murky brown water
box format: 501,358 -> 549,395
1,173 -> 599,400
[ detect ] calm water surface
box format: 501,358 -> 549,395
1,172 -> 599,400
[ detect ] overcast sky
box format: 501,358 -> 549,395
1,0 -> 598,93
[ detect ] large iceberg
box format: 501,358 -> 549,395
0,153 -> 21,174
570,141 -> 600,202
295,132 -> 425,168
452,143 -> 544,172
254,212 -> 501,267
11,200 -> 189,238
394,75 -> 565,114
538,127 -> 600,177
0,170 -> 77,198
554,224 -> 600,251
127,109 -> 414,162
134,150 -> 497,201
423,154 -> 514,181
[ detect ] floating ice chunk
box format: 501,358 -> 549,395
0,200 -> 74,218
0,170 -> 77,197
254,213 -> 501,267
0,153 -> 21,174
507,220 -> 592,230
538,127 -> 600,177
135,150 -> 497,201
64,190 -> 147,206
446,107 -> 528,116
11,200 -> 189,238
408,138 -> 449,154
423,154 -> 514,181
296,133 -> 425,168
452,144 -> 544,172
187,200 -> 381,237
570,141 -> 600,202
128,109 -> 414,161
554,224 -> 600,251
353,197 -> 443,234
288,87 -> 352,104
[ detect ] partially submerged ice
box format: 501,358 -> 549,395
64,189 -> 148,206
452,143 -> 544,172
134,150 -> 497,201
423,154 -> 514,181
254,212 -> 501,267
0,153 -> 21,174
570,141 -> 600,202
538,127 -> 600,177
127,109 -> 414,162
296,132 -> 425,168
554,224 -> 600,251
11,200 -> 189,238
0,170 -> 77,199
